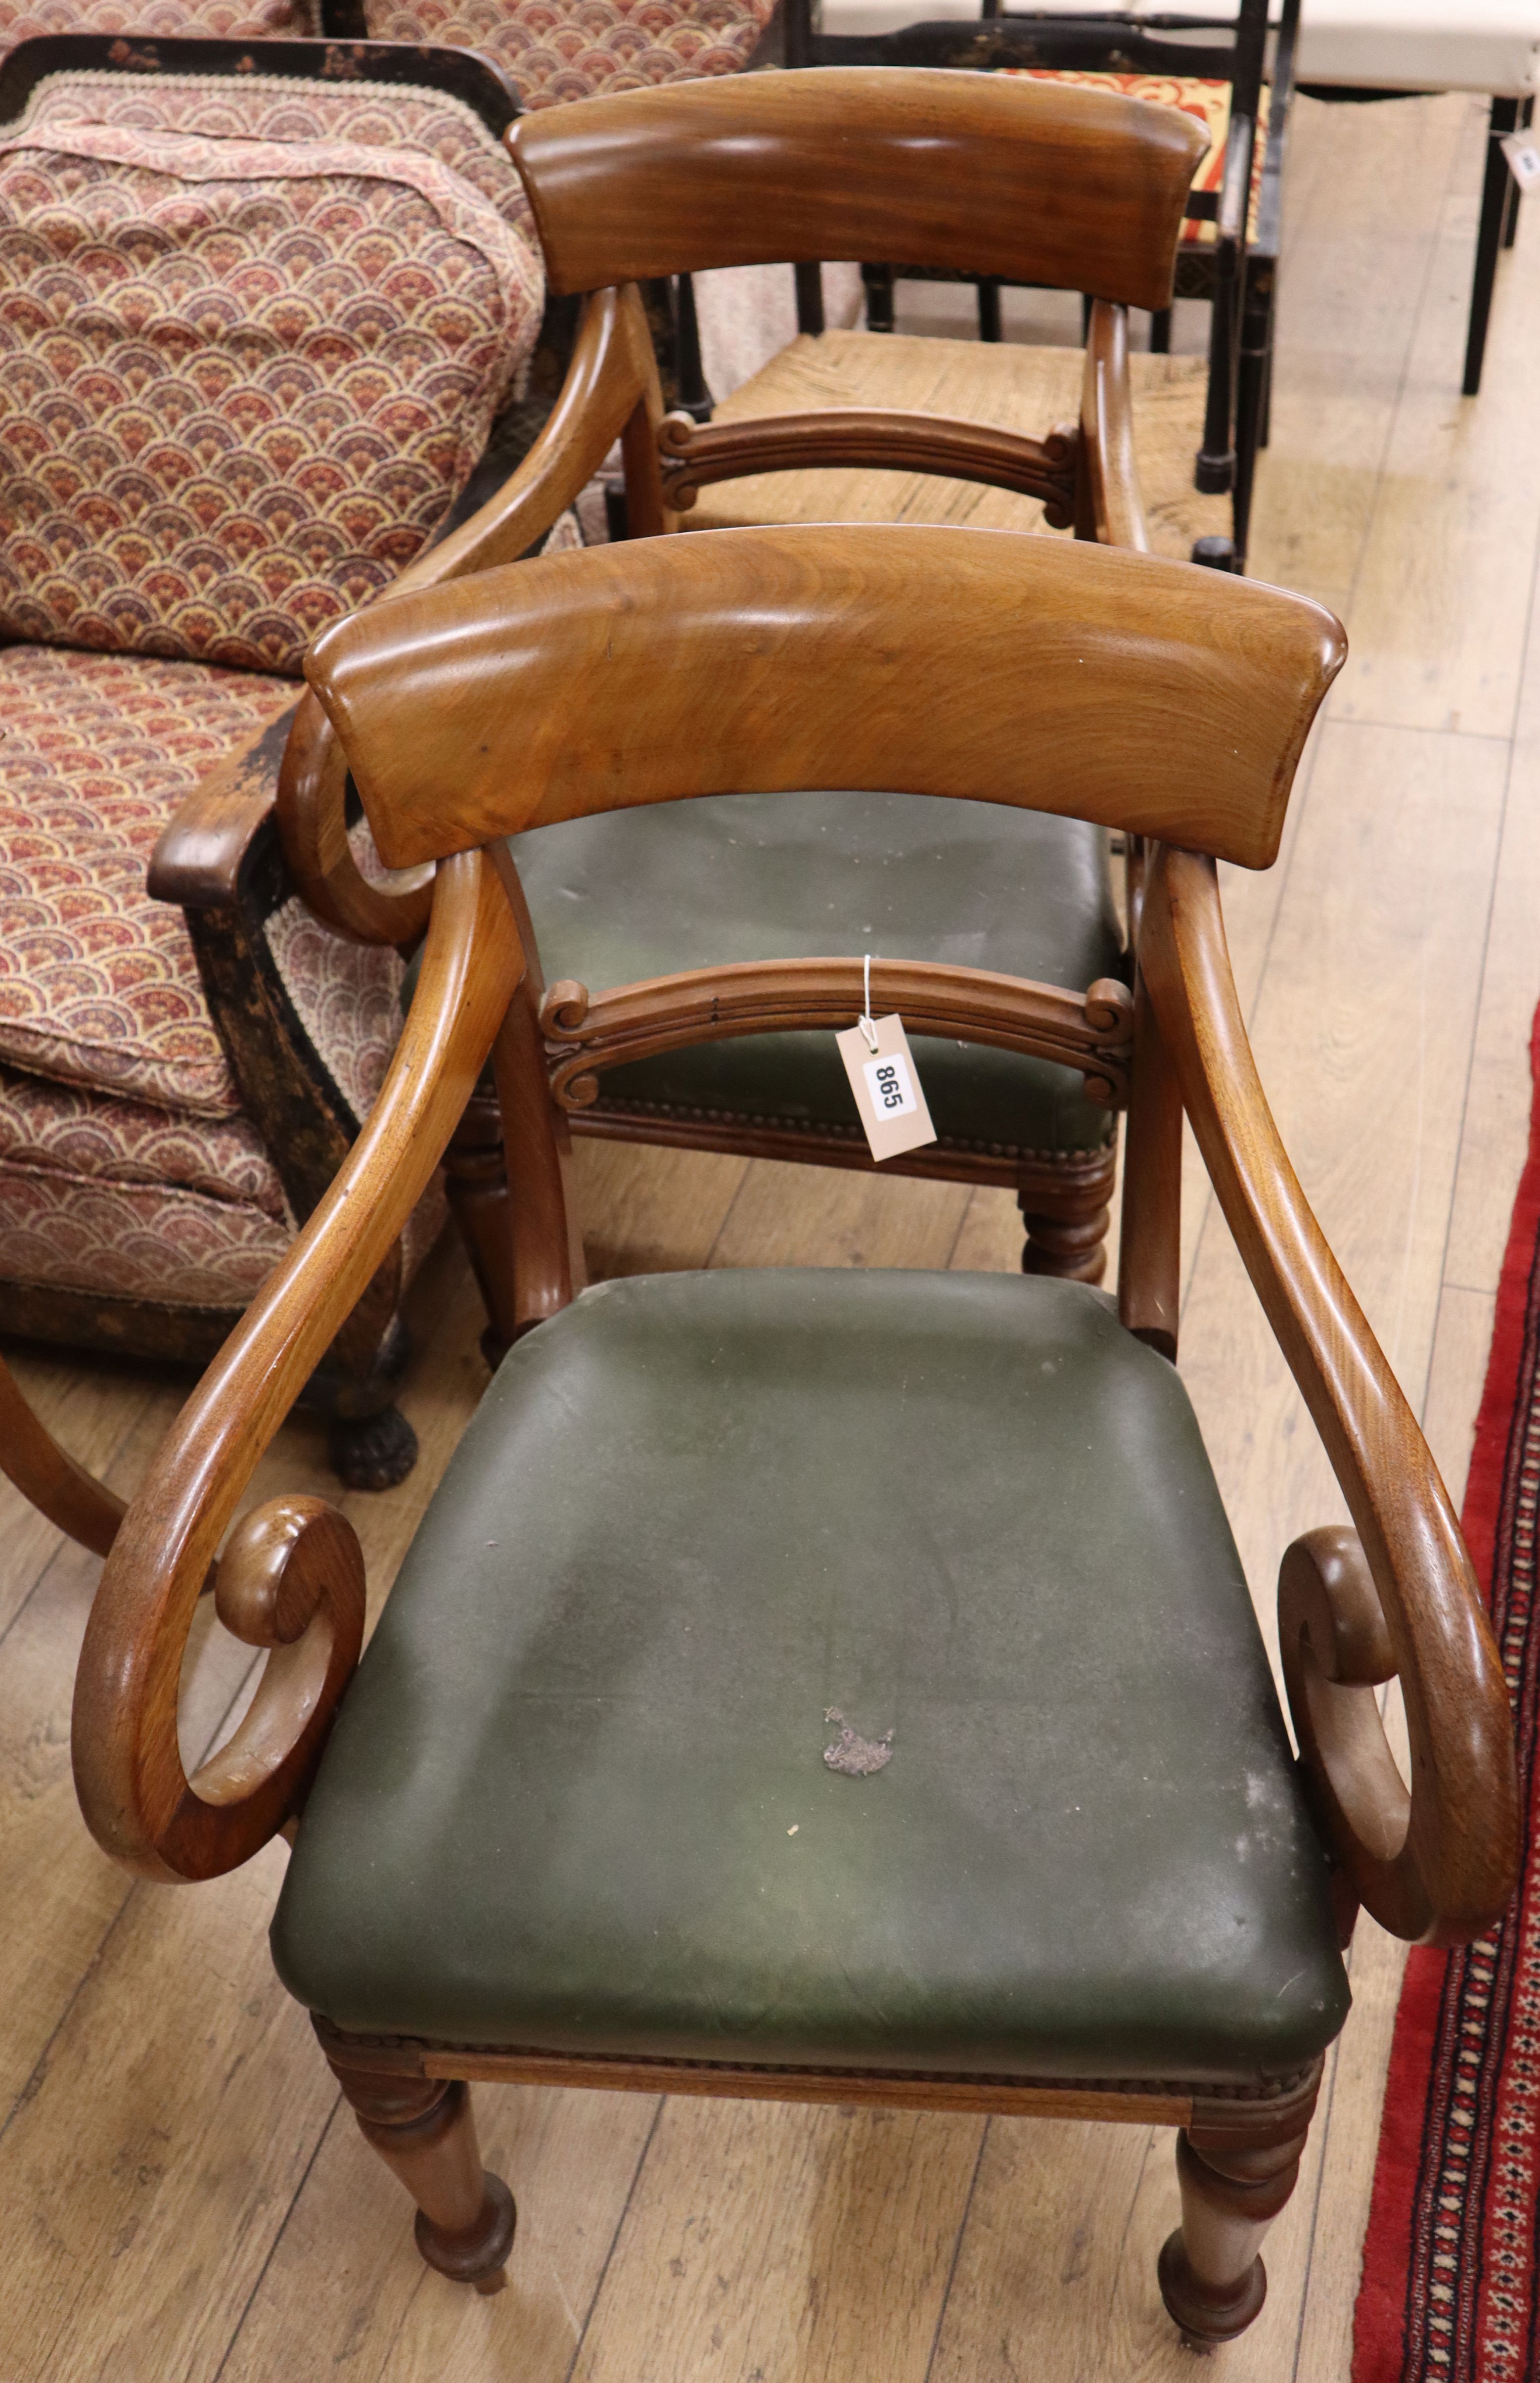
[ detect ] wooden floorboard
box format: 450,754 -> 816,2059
1,85 -> 1537,2383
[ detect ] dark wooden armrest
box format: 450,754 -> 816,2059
72,848 -> 525,1882
273,284 -> 661,941
148,702 -> 297,913
656,407 -> 1079,524
1141,845 -> 1519,1945
1080,302 -> 1149,552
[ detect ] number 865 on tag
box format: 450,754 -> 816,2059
864,1052 -> 917,1118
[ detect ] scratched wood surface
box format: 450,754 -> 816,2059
1,87 -> 1538,2382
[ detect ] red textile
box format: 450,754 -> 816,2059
1353,1003 -> 1540,2383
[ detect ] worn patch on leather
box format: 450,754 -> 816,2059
822,1707 -> 895,1777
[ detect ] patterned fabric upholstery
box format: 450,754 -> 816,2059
0,120 -> 544,670
1003,72 -> 1270,244
0,1059 -> 448,1309
266,884 -> 407,1126
360,0 -> 777,110
0,0 -> 313,69
0,1057 -> 282,1207
0,1059 -> 291,1306
0,643 -> 292,1114
15,67 -> 533,232
0,647 -> 438,1307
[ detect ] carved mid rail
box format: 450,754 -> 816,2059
540,960 -> 1136,1112
657,408 -> 1081,523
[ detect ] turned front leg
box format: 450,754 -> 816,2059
1157,2124 -> 1308,2346
324,2042 -> 515,2293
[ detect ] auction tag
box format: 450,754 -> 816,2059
835,1012 -> 936,1163
1501,133 -> 1540,192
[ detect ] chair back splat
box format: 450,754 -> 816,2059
308,524 -> 1345,874
511,65 -> 1207,309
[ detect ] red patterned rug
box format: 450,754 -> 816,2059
1353,1004 -> 1540,2383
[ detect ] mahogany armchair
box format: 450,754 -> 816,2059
342,68 -> 1208,1338
0,35 -> 549,1492
73,524 -> 1519,2345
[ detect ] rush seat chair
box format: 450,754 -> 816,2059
790,0 -> 1299,573
0,36 -> 546,1486
73,524 -> 1519,2345
354,67 -> 1207,1330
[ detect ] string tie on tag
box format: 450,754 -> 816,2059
858,951 -> 879,1054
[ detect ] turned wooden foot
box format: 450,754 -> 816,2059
1019,1199 -> 1110,1284
325,2046 -> 515,2293
1158,2125 -> 1307,2348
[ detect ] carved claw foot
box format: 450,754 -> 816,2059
328,1404 -> 418,1492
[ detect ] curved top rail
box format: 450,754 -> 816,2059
306,524 -> 1345,874
510,67 -> 1208,311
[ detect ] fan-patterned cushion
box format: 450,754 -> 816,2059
15,65 -> 533,232
0,643 -> 292,1113
360,0 -> 777,110
0,1058 -> 449,1308
0,120 -> 544,670
0,1059 -> 290,1305
0,0 -> 313,67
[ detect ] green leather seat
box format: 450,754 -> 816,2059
508,791 -> 1125,1156
272,1270 -> 1349,2085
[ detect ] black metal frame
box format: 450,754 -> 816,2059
777,0 -> 1298,571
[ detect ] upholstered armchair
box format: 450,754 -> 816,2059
73,524 -> 1519,2344
0,37 -> 550,1486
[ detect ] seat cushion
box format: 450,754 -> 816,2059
512,791 -> 1124,1159
0,1060 -> 291,1305
359,0 -> 778,111
0,643 -> 292,1113
0,643 -> 413,1127
273,1268 -> 1349,2086
0,117 -> 542,671
0,1054 -> 449,1308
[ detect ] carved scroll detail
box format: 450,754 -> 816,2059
540,962 -> 1133,1110
193,1496 -> 365,1819
656,407 -> 1080,527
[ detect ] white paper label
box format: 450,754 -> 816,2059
834,1013 -> 936,1162
1501,134 -> 1540,192
862,1049 -> 918,1120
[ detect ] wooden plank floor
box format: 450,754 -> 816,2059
3,88 -> 1540,2381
